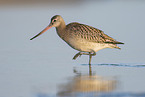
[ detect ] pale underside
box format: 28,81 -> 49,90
67,38 -> 118,52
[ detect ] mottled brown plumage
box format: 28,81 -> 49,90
30,15 -> 124,65
66,22 -> 123,44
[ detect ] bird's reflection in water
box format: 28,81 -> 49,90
57,65 -> 117,97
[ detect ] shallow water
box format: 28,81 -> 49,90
82,63 -> 145,67
0,1 -> 145,97
35,63 -> 145,97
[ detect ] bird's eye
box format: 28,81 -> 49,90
53,19 -> 57,22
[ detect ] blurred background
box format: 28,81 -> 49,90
0,0 -> 145,97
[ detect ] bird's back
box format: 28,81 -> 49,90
66,22 -> 124,44
63,22 -> 124,52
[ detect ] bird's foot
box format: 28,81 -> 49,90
73,52 -> 92,60
73,52 -> 82,60
73,51 -> 96,65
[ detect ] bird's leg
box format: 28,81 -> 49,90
89,52 -> 92,65
88,52 -> 96,75
73,52 -> 90,60
89,51 -> 96,65
89,64 -> 92,76
88,53 -> 92,76
73,52 -> 82,60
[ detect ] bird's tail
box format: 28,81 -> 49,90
114,46 -> 121,49
109,44 -> 121,49
105,41 -> 124,44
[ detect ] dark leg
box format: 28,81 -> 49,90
89,63 -> 92,76
73,51 -> 96,75
73,52 -> 82,60
89,53 -> 92,75
73,51 -> 96,63
89,51 -> 96,65
89,52 -> 92,65
88,51 -> 96,75
73,52 -> 90,60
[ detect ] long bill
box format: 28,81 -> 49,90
30,25 -> 52,40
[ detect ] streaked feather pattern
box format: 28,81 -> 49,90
66,22 -> 124,44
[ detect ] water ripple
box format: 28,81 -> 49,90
81,63 -> 145,68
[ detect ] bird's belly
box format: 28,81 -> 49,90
67,38 -> 109,52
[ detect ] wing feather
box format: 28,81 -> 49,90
66,22 -> 124,44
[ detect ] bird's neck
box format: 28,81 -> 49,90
56,20 -> 66,39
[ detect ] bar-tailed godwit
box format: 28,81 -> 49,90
30,15 -> 124,65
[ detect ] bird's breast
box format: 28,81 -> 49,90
66,38 -> 110,52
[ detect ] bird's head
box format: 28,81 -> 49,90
30,15 -> 63,40
50,15 -> 62,27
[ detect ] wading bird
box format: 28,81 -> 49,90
30,15 -> 124,65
